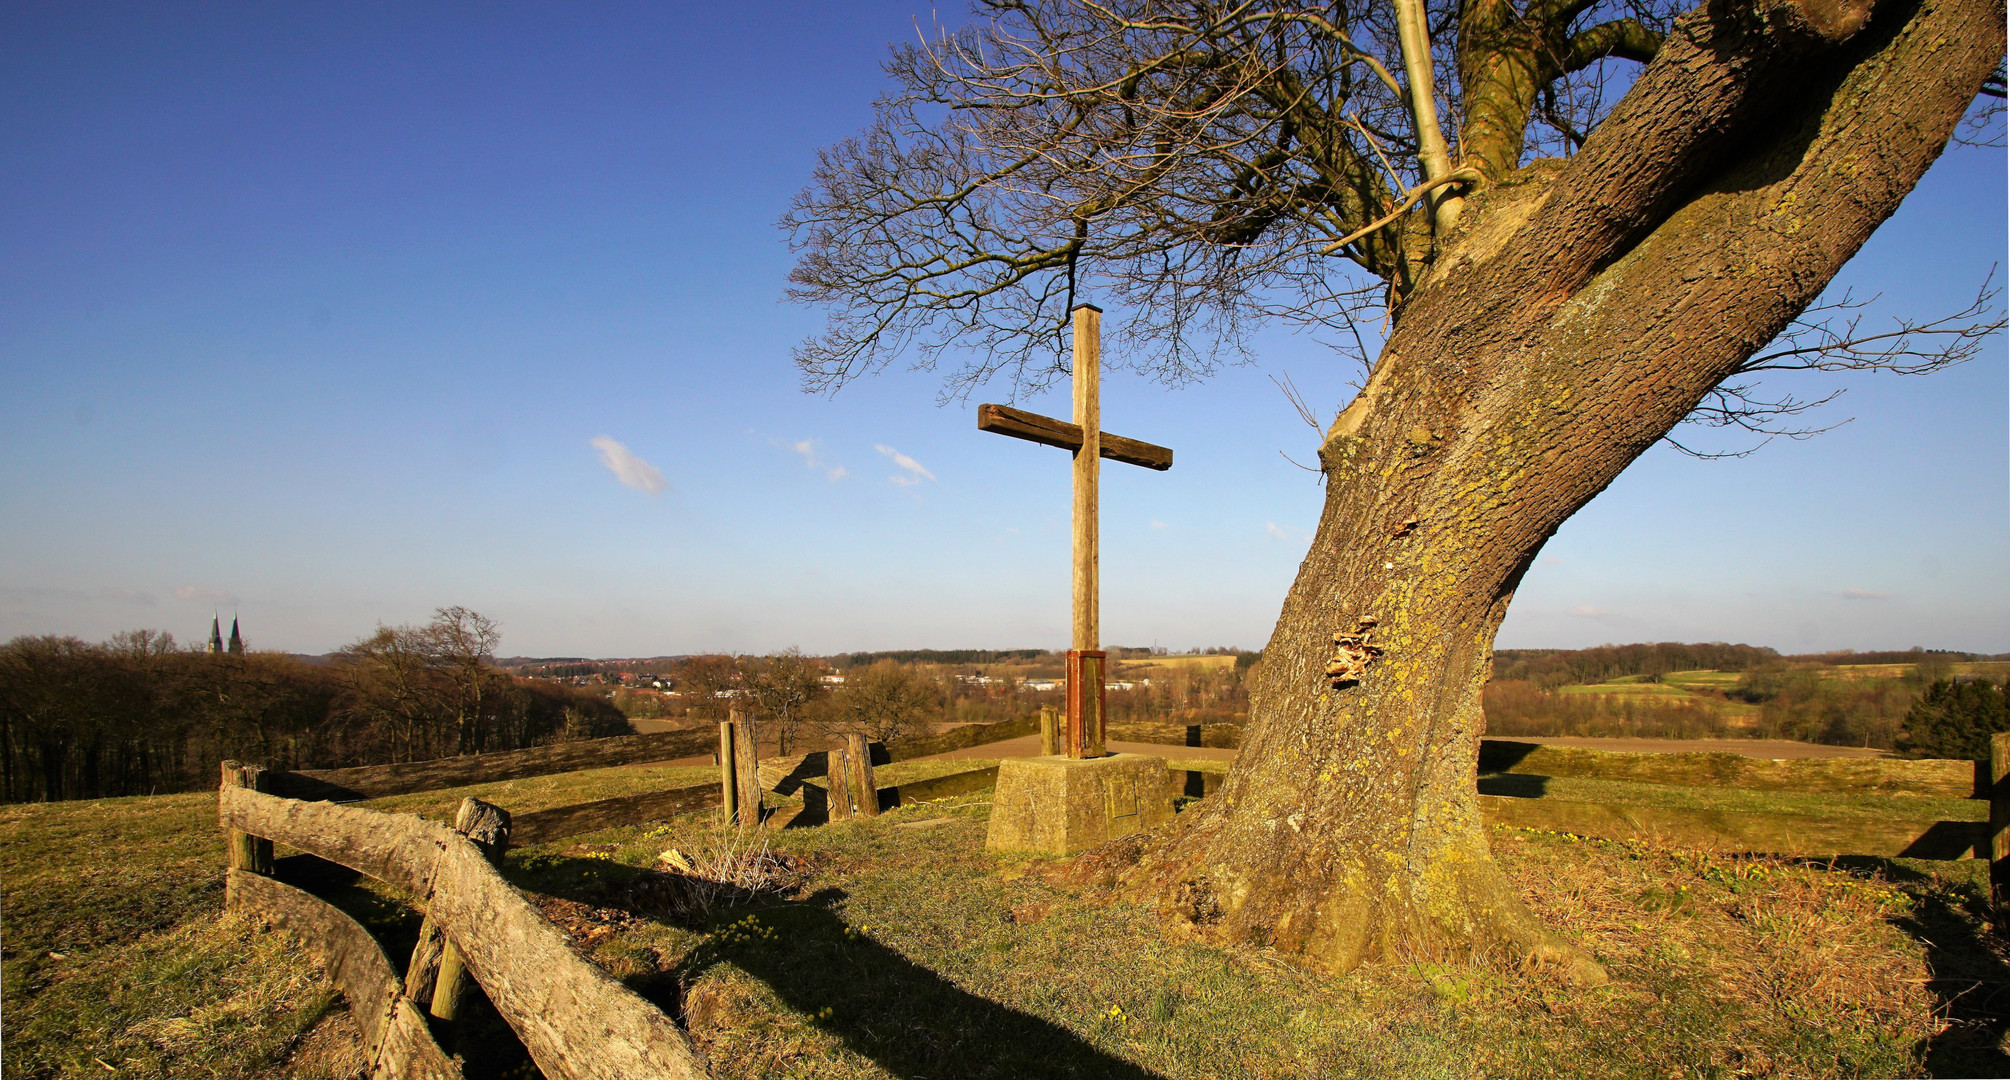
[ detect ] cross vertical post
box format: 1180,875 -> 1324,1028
974,302 -> 1171,762
1067,303 -> 1106,758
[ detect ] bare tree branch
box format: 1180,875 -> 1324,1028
1666,270 -> 2005,456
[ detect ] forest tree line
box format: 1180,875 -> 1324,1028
0,608 -> 627,803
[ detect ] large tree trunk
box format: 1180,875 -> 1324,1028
1126,0 -> 2003,978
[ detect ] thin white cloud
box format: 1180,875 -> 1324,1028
1841,588 -> 1892,601
591,436 -> 669,495
1265,521 -> 1305,542
175,585 -> 240,605
1150,520 -> 1168,529
1569,604 -> 1615,619
778,438 -> 847,481
100,588 -> 156,606
875,444 -> 935,486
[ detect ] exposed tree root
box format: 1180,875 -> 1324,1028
1067,805 -> 1609,987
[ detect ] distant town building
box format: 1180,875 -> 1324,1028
227,617 -> 243,655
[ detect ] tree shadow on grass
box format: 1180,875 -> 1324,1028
1820,856 -> 2010,1077
679,887 -> 1164,1080
521,851 -> 1164,1080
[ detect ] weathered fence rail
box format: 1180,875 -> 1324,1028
226,869 -> 461,1080
220,775 -> 708,1080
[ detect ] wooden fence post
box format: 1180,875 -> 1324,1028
719,720 -> 740,826
219,761 -> 273,875
732,708 -> 762,825
1991,732 -> 2009,924
1040,706 -> 1059,757
825,745 -> 854,822
845,733 -> 879,819
429,798 -> 511,1022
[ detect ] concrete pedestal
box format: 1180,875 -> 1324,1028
985,753 -> 1172,855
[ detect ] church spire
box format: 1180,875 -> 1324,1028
208,614 -> 223,654
227,615 -> 243,655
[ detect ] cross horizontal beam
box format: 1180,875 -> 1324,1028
977,403 -> 1172,471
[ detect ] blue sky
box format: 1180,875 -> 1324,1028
3,2 -> 2005,658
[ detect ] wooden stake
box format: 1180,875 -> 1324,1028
429,798 -> 511,1022
845,733 -> 879,818
825,745 -> 853,821
731,709 -> 762,825
1039,706 -> 1060,757
718,721 -> 739,826
219,761 -> 273,875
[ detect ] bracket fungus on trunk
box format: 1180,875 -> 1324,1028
1325,616 -> 1384,689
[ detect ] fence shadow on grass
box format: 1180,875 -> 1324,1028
270,854 -> 544,1078
1821,856 -> 2010,1077
1476,772 -> 1551,799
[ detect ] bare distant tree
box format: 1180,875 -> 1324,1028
342,607 -> 503,757
742,648 -> 829,754
342,624 -> 445,760
673,655 -> 742,722
425,607 -> 502,755
789,0 -> 2006,980
820,661 -> 938,745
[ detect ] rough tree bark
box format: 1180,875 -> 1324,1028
787,0 -> 2004,980
1123,0 -> 2004,978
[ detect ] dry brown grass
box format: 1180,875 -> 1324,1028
1495,827 -> 1953,1075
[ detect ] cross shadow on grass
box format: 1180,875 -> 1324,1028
519,850 -> 1164,1080
1821,856 -> 2010,1077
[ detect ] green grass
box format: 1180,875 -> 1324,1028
516,792 -> 1987,1079
1548,671 -> 1764,724
0,792 -> 348,1080
1557,681 -> 1706,698
7,752 -> 2008,1079
363,761 -> 724,820
1662,670 -> 1745,690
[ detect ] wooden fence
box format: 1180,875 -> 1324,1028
217,716 -> 1041,1076
220,765 -> 708,1080
224,712 -> 2010,1075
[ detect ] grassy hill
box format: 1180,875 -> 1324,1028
6,754 -> 2009,1078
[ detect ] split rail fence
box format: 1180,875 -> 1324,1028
215,713 -> 1041,1078
220,713 -> 2010,1077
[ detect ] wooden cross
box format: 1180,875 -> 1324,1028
978,304 -> 1173,758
